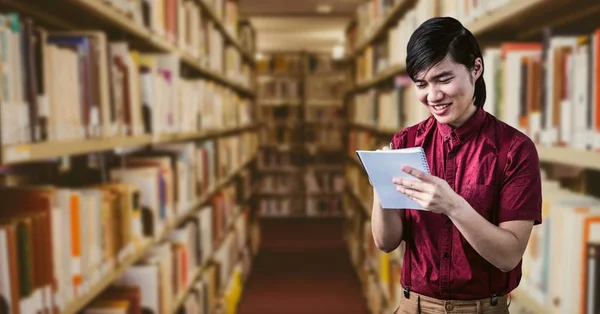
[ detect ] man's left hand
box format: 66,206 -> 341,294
392,166 -> 465,215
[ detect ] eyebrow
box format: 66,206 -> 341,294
415,70 -> 454,82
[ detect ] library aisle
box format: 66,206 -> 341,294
1,0 -> 600,314
237,219 -> 369,314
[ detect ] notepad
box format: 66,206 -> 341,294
356,147 -> 431,210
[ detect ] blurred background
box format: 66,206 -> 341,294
0,0 -> 597,313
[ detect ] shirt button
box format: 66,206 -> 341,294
443,252 -> 449,259
448,152 -> 456,159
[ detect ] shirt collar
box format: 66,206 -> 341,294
437,106 -> 486,142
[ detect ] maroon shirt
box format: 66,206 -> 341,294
390,107 -> 542,300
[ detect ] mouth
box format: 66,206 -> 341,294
431,102 -> 452,113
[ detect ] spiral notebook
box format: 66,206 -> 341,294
355,147 -> 431,210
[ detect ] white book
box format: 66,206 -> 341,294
356,147 -> 431,210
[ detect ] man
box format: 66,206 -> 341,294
370,16 -> 542,313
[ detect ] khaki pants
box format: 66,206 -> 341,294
393,291 -> 510,314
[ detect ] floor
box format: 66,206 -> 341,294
237,218 -> 370,314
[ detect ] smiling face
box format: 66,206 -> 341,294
413,55 -> 482,128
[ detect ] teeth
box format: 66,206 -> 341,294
434,104 -> 450,110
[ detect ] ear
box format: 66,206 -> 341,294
472,57 -> 483,80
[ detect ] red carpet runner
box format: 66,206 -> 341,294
237,218 -> 370,314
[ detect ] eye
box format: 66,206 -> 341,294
439,77 -> 453,84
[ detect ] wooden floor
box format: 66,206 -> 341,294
237,218 -> 370,314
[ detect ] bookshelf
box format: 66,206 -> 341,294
255,52 -> 350,218
0,0 -> 261,314
342,0 -> 600,313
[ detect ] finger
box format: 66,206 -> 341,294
401,166 -> 436,183
392,178 -> 427,192
396,186 -> 427,202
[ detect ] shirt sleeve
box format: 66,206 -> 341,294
497,136 -> 542,225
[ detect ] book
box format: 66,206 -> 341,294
355,147 -> 431,210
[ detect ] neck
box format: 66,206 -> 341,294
449,103 -> 478,128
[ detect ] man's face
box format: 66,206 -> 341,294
412,56 -> 481,127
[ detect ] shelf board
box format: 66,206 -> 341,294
349,123 -> 398,136
536,145 -> 600,171
61,240 -> 154,314
467,0 -> 587,40
2,135 -> 152,165
1,124 -> 258,165
353,64 -> 407,93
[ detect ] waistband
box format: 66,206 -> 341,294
404,290 -> 509,305
400,291 -> 510,314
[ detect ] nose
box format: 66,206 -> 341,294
427,86 -> 444,103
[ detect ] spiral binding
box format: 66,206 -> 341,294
418,148 -> 431,174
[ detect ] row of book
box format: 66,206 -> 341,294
103,0 -> 251,57
256,54 -> 304,75
349,76 -> 419,132
350,29 -> 600,153
304,74 -> 349,103
354,0 -> 435,84
343,190 -> 398,314
81,199 -> 253,314
348,0 -> 517,69
0,12 -> 254,145
345,169 -> 600,314
0,131 -> 257,314
304,169 -> 345,194
256,77 -> 301,103
520,177 -> 600,314
482,33 -> 600,151
349,0 -> 403,55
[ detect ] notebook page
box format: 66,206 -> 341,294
356,147 -> 430,210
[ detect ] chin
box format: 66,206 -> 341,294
428,110 -> 455,125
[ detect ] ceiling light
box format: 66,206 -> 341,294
316,4 -> 333,14
332,44 -> 344,59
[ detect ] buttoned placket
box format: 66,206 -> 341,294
441,132 -> 459,298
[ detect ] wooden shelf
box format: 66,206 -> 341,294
1,0 -> 255,97
1,124 -> 258,165
60,156 -> 255,314
349,123 -> 398,136
350,0 -> 416,58
467,0 -> 590,40
344,0 -> 600,93
61,240 -> 153,314
194,0 -> 255,64
536,145 -> 600,171
346,186 -> 371,218
170,207 -> 245,313
351,63 -> 407,93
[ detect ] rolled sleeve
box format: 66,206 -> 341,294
498,136 -> 542,225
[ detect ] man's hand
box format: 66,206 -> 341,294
392,166 -> 464,215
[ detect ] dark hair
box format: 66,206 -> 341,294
406,16 -> 486,108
